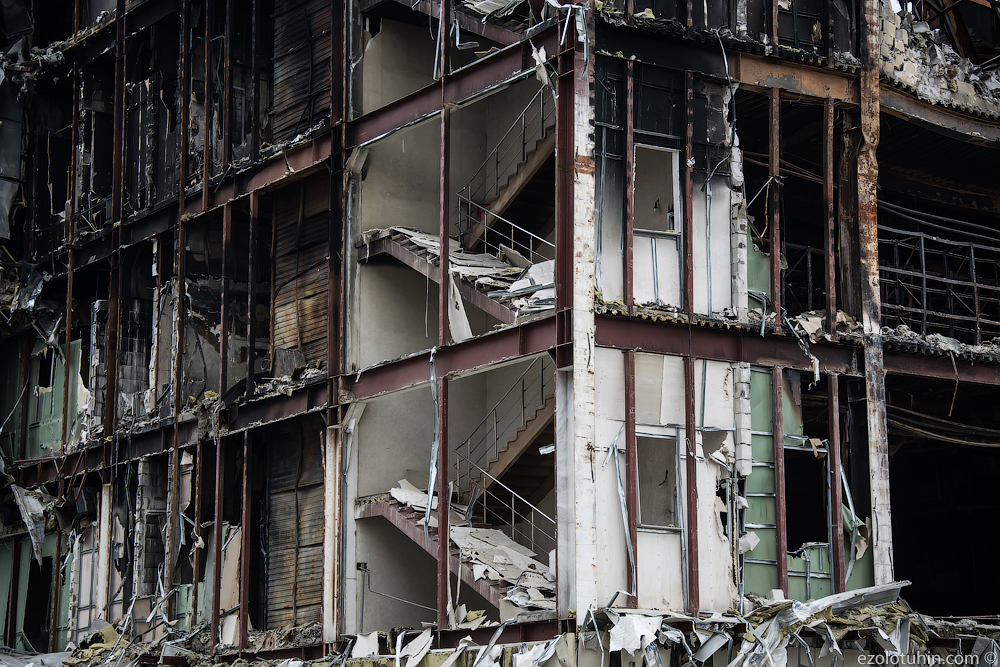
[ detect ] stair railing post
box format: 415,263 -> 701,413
493,410 -> 498,461
521,373 -> 526,427
522,111 -> 526,164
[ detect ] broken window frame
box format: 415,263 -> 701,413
631,144 -> 684,307
635,432 -> 683,533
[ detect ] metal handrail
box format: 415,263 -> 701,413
458,86 -> 555,223
457,194 -> 554,266
456,355 -> 554,497
457,453 -> 556,557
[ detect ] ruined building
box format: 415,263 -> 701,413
1,0 -> 1000,665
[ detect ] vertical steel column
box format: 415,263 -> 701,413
111,0 -> 125,223
220,205 -> 231,394
438,107 -> 451,346
17,336 -> 30,459
210,440 -> 225,652
624,62 -> 635,312
202,0 -> 213,212
824,98 -> 837,339
771,0 -> 780,47
179,0 -> 190,207
191,439 -> 204,623
247,193 -> 259,397
828,373 -> 846,592
436,378 -> 450,629
859,0 -> 892,584
772,366 -> 788,593
684,73 -> 695,320
238,432 -> 252,649
61,249 -> 74,448
769,89 -> 782,333
837,112 -> 860,317
222,0 -> 233,172
682,356 -> 699,614
250,0 -> 261,163
167,214 -> 187,618
554,48 -> 575,370
624,350 -> 638,604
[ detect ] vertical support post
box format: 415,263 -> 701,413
772,366 -> 788,594
220,204 -> 231,393
49,530 -> 62,651
771,0 -> 780,47
111,0 -> 125,223
202,0 -> 213,212
222,0 -> 233,172
250,0 -> 261,162
179,0 -> 189,208
823,97 -> 837,338
828,373 -> 846,592
769,88 -> 782,333
210,439 -> 225,652
859,0 -> 892,584
17,335 -> 29,460
167,215 -> 187,618
247,192 -> 259,398
238,432 -> 251,649
438,107 -> 450,346
683,356 -> 699,614
190,440 -> 204,623
624,350 -> 638,604
838,111 -> 860,317
436,378 -> 450,629
684,73 -> 695,320
61,249 -> 74,449
624,62 -> 635,312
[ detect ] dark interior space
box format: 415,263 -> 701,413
23,555 -> 53,652
887,375 -> 1000,615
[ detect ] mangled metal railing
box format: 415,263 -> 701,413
458,86 -> 554,227
458,453 -> 556,559
457,355 -> 554,497
457,194 -> 555,266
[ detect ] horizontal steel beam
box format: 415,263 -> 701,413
362,0 -> 521,45
226,380 -> 330,432
350,316 -> 556,399
348,28 -> 559,147
733,53 -> 859,104
881,87 -> 1000,145
595,315 -> 1000,386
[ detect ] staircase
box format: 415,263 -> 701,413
462,131 -> 556,251
357,227 -> 520,324
459,87 -> 556,253
466,393 -> 554,504
355,497 -> 509,609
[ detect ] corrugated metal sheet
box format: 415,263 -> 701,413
266,422 -> 325,629
272,0 -> 332,142
272,178 -> 329,368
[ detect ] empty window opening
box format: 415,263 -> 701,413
783,447 -> 829,551
23,555 -> 54,652
637,436 -> 679,529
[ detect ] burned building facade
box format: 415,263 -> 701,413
0,0 -> 999,664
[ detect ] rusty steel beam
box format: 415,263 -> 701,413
684,73 -> 695,320
731,54 -> 859,104
439,107 -> 451,346
824,97 -> 837,339
347,29 -> 558,147
183,134 -> 334,217
350,317 -> 556,399
210,437 -> 226,653
624,350 -> 638,604
594,315 -> 861,374
769,88 -> 782,334
239,432 -> 252,649
248,192 -> 259,398
220,205 -> 232,393
880,88 -> 1000,145
859,0 -> 893,585
436,378 -> 450,629
202,0 -> 213,212
179,0 -> 190,207
683,356 -> 699,614
61,249 -> 74,448
625,61 -> 635,312
828,374 -> 846,592
772,366 -> 788,594
225,381 -> 330,433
